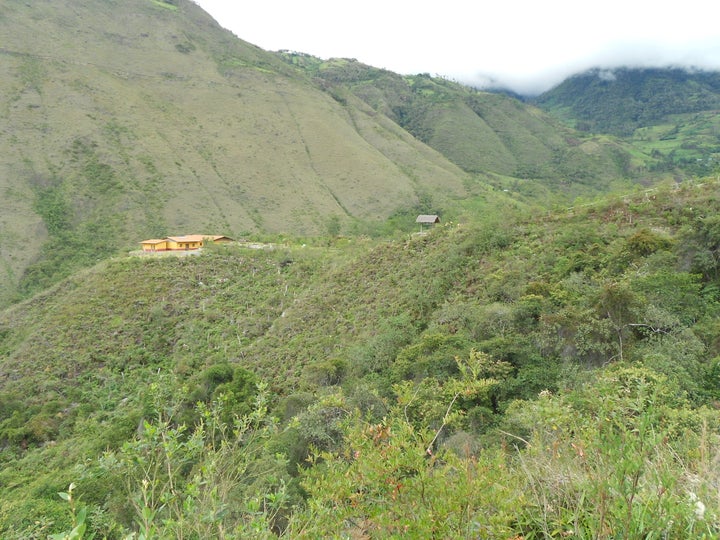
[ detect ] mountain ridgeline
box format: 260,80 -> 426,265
278,54 -> 637,184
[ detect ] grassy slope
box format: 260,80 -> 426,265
282,56 -> 649,195
0,0 -> 471,305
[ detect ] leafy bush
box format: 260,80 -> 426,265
625,227 -> 672,256
89,384 -> 289,538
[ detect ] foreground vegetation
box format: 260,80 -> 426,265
2,178 -> 720,537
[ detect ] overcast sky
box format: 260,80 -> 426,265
194,0 -> 720,95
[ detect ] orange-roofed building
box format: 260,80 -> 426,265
139,235 -> 233,252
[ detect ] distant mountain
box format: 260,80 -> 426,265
280,54 -> 638,187
534,67 -> 720,177
535,67 -> 720,136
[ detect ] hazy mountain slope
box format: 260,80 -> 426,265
0,0 -> 470,305
535,67 -> 720,177
535,67 -> 720,136
281,55 -> 642,188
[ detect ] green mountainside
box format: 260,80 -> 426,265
535,67 -> 720,176
280,54 -> 644,190
2,179 -> 720,536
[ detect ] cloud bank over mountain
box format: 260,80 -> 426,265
465,38 -> 720,95
195,0 -> 720,95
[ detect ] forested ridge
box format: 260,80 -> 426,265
536,67 -> 720,136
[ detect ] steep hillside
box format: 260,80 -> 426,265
0,0 -> 471,305
281,54 -> 645,190
2,179 -> 720,535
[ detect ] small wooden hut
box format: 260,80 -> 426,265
416,214 -> 440,232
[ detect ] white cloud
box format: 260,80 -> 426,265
195,0 -> 720,94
